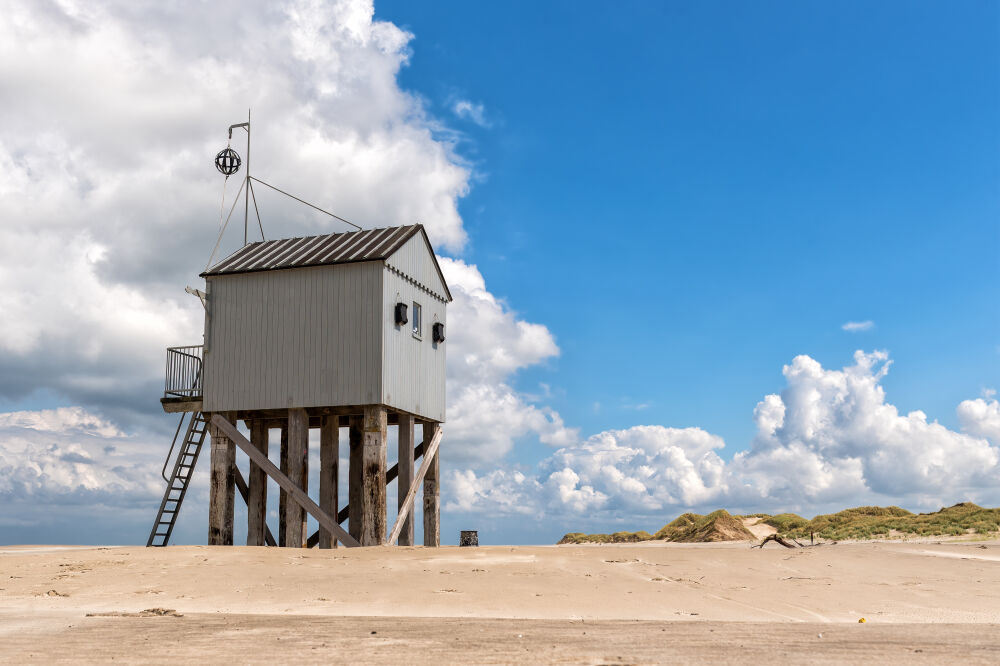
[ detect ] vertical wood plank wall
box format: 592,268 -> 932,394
204,261 -> 448,424
203,263 -> 383,413
381,270 -> 446,422
384,232 -> 450,300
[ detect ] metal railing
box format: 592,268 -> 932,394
164,345 -> 203,398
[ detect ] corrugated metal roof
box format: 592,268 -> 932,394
202,225 -> 422,277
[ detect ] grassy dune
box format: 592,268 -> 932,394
559,509 -> 754,544
558,502 -> 1000,544
766,502 -> 1000,540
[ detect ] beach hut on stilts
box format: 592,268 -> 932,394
147,114 -> 449,549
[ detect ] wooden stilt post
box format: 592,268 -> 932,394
360,405 -> 387,546
278,422 -> 288,547
285,408 -> 308,548
300,420 -> 309,546
208,412 -> 236,546
423,422 -> 441,547
247,419 -> 269,546
348,415 -> 363,543
397,413 -> 415,546
319,415 -> 339,549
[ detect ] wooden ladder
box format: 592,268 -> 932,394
147,411 -> 209,547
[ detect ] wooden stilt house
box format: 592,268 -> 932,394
149,224 -> 449,548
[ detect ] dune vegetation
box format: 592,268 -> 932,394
557,502 -> 1000,544
766,502 -> 1000,541
559,510 -> 754,544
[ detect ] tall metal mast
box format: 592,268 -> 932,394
227,110 -> 251,246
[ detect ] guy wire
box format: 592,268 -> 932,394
249,178 -> 265,241
206,176 -> 246,271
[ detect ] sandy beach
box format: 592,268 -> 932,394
1,541 -> 998,663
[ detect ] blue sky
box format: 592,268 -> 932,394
378,0 -> 999,456
0,1 -> 997,546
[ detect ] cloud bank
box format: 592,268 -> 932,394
449,351 -> 1000,521
0,0 -> 568,539
0,0 -> 470,423
0,408 -> 163,526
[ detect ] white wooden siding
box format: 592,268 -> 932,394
385,233 -> 449,302
202,238 -> 448,422
203,263 -> 383,412
381,267 -> 447,422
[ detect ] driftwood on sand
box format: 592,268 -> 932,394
754,533 -> 828,549
754,534 -> 800,549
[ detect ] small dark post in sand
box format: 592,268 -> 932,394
150,226 -> 450,549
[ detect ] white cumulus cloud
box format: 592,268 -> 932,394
449,351 -> 1000,522
440,257 -> 577,463
957,397 -> 1000,445
0,0 -> 471,421
0,0 -> 575,539
732,351 -> 999,507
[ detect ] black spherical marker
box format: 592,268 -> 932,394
215,147 -> 242,176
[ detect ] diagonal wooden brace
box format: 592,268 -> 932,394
305,440 -> 427,548
386,426 -> 442,545
233,465 -> 277,547
211,414 -> 361,548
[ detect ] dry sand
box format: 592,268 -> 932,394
1,541 -> 998,664
741,516 -> 778,540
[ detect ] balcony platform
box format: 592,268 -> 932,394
161,396 -> 204,413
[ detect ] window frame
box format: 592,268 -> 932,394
411,300 -> 422,339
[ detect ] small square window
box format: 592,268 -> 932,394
412,301 -> 422,338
